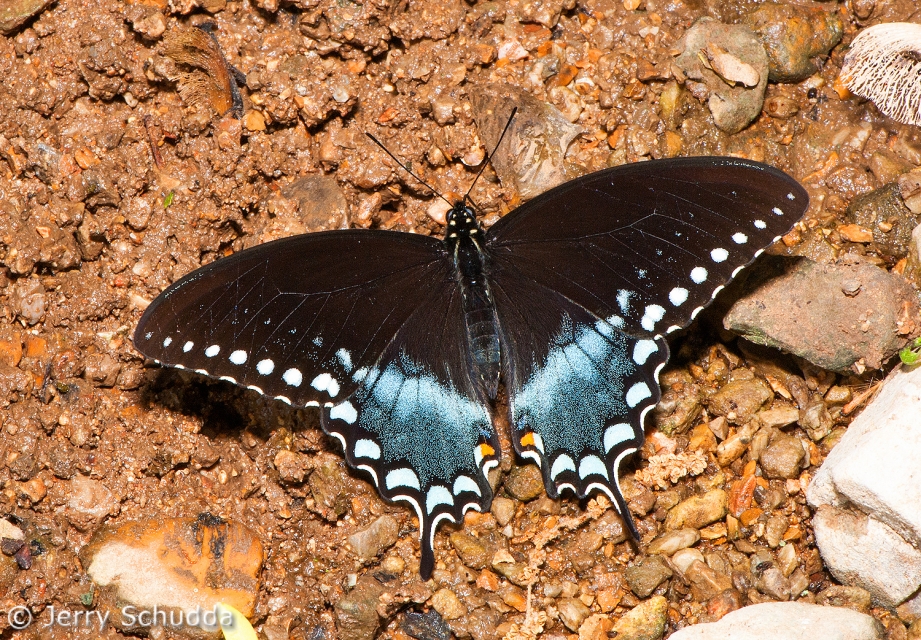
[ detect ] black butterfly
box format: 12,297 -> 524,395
134,157 -> 807,579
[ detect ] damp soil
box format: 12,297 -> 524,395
1,0 -> 921,639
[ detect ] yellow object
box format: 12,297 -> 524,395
217,603 -> 257,640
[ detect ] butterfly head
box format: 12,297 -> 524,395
445,200 -> 483,243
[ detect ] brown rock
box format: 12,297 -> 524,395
760,435 -> 806,479
665,490 -> 728,530
430,588 -> 466,620
348,515 -> 399,562
625,555 -> 673,598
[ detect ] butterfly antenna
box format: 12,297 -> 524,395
463,106 -> 518,205
365,133 -> 454,208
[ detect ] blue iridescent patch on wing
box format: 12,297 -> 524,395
322,349 -> 497,578
509,315 -> 668,501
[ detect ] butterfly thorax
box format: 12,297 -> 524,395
445,202 -> 501,400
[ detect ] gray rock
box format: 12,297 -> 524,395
725,257 -> 918,374
743,3 -> 843,83
807,365 -> 921,607
674,18 -> 768,134
668,602 -> 883,639
470,83 -> 582,199
812,505 -> 921,608
347,515 -> 399,562
625,555 -> 673,598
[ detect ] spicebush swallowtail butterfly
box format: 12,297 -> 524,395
135,157 -> 807,579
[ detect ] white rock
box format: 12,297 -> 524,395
807,366 -> 921,605
813,505 -> 921,606
0,519 -> 24,541
668,602 -> 883,640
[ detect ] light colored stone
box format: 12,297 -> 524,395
668,602 -> 883,639
0,519 -> 23,541
612,595 -> 668,640
647,528 -> 700,556
808,366 -> 921,606
813,505 -> 921,607
347,515 -> 399,561
430,588 -> 466,620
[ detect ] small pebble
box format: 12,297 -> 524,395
430,588 -> 466,620
503,464 -> 544,501
664,489 -> 728,530
647,529 -> 700,556
347,515 -> 399,561
625,555 -> 673,598
490,496 -> 516,526
760,435 -> 806,479
612,595 -> 668,640
558,597 -> 592,632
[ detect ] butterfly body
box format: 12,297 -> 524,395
448,202 -> 502,400
134,157 -> 808,579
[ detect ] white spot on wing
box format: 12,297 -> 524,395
691,267 -> 708,284
754,219 -> 766,229
312,373 -> 340,396
711,248 -> 728,263
163,337 -> 172,347
183,341 -> 194,353
669,287 -> 688,307
229,350 -> 247,365
632,339 -> 658,365
550,454 -> 576,480
283,368 -> 302,387
426,486 -> 454,513
256,359 -> 274,375
386,468 -> 420,491
616,289 -> 633,313
773,206 -> 784,215
732,232 -> 748,244
626,382 -> 651,408
786,193 -> 795,200
453,475 -> 481,496
641,305 -> 665,331
578,455 -> 609,480
354,439 -> 381,460
330,401 -> 357,424
604,423 -> 635,452
205,345 -> 220,357
336,348 -> 353,372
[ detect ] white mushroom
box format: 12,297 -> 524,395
840,22 -> 921,125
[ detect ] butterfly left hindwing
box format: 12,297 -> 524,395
322,256 -> 500,579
